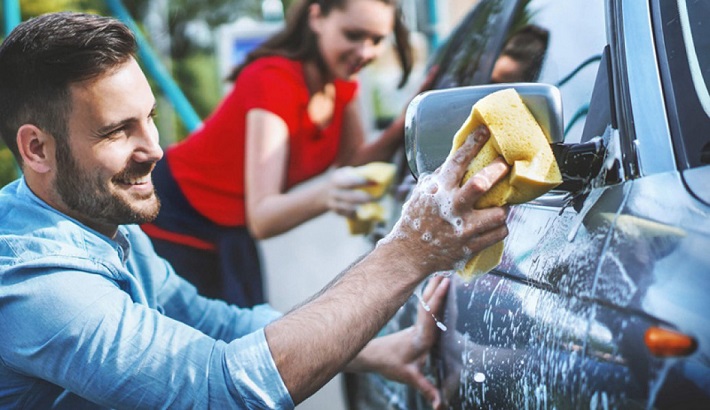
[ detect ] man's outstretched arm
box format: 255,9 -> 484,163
264,126 -> 510,404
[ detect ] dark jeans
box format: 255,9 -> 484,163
144,159 -> 264,307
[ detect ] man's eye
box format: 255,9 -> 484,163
102,127 -> 127,139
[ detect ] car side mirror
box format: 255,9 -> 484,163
404,83 -> 605,193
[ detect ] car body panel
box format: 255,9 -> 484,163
438,180 -> 628,408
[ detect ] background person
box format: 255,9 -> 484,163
0,11 -> 510,409
490,24 -> 549,84
140,0 -> 424,307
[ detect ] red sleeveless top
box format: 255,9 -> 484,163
166,56 -> 358,226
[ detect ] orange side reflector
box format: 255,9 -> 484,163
644,326 -> 697,357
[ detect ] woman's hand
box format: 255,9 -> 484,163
324,166 -> 376,218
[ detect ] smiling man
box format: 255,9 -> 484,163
44,58 -> 162,235
0,11 -> 510,409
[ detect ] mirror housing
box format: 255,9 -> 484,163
404,83 -> 564,178
404,83 -> 606,194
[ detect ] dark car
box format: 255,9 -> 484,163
346,0 -> 710,409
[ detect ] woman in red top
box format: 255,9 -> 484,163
142,0 -> 415,307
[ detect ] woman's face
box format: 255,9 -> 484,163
309,0 -> 395,80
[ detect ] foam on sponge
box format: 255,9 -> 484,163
449,88 -> 562,279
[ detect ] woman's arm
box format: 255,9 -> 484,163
244,109 -> 329,239
244,109 -> 372,239
337,67 -> 440,167
335,101 -> 405,167
245,68 -> 438,239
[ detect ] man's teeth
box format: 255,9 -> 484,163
121,177 -> 148,185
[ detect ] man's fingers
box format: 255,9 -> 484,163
414,277 -> 450,353
466,223 -> 509,254
439,125 -> 490,188
420,275 -> 443,301
467,205 -> 509,234
456,157 -> 509,209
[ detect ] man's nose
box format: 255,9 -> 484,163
133,122 -> 163,163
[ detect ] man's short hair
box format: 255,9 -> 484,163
0,12 -> 137,163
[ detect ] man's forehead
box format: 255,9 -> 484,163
67,58 -> 153,119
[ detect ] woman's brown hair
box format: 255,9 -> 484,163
227,0 -> 413,88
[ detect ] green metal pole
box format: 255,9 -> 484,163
3,0 -> 21,36
104,0 -> 203,132
2,0 -> 23,178
427,0 -> 440,50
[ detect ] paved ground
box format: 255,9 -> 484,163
260,175 -> 375,410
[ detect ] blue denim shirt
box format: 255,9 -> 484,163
0,179 -> 293,409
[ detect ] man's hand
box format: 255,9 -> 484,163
380,125 -> 510,276
346,275 -> 451,410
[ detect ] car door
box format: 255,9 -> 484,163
429,0 -> 616,408
579,0 -> 710,407
346,0 -> 538,408
439,0 -> 710,407
436,49 -> 624,409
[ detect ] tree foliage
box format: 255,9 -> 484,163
6,0 -> 267,57
14,0 -> 107,18
116,0 -> 263,58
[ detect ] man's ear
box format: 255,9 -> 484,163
16,124 -> 55,174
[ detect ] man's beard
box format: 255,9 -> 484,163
55,141 -> 161,226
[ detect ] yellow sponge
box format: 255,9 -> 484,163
347,162 -> 397,235
449,88 -> 562,279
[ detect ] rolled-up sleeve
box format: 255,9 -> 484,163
222,330 -> 293,409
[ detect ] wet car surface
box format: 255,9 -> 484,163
347,0 -> 710,409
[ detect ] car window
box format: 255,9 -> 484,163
656,0 -> 710,171
428,0 -> 521,89
681,0 -> 710,107
428,0 -> 606,144
529,0 -> 606,143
